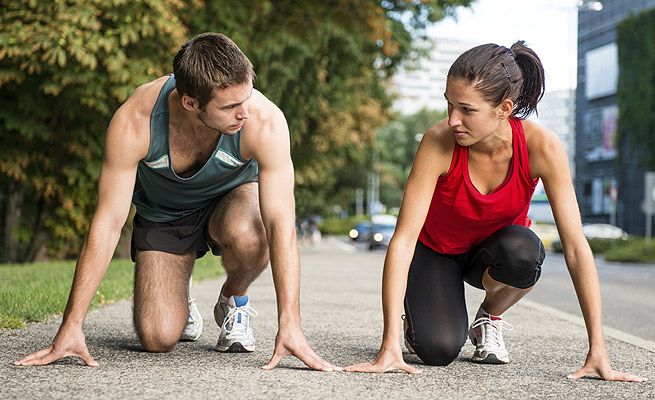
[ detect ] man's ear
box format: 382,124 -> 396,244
181,94 -> 200,111
498,98 -> 514,120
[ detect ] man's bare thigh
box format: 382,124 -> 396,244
208,182 -> 263,245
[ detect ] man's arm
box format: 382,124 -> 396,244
244,98 -> 339,371
15,99 -> 148,367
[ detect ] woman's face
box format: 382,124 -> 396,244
444,78 -> 506,146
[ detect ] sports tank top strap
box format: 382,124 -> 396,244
509,117 -> 534,184
436,138 -> 466,185
144,75 -> 176,163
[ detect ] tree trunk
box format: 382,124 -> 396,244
3,181 -> 24,263
25,197 -> 49,262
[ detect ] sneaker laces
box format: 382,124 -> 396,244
222,304 -> 258,334
470,316 -> 513,350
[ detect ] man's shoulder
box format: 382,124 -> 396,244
106,76 -> 170,157
249,89 -> 285,123
117,76 -> 170,121
240,89 -> 289,162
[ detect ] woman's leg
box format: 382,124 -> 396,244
465,225 -> 546,314
404,242 -> 468,366
464,225 -> 546,363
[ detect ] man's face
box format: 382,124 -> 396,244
197,81 -> 253,134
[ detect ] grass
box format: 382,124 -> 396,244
0,254 -> 223,329
604,239 -> 655,263
551,237 -> 655,263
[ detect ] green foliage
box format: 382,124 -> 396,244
604,239 -> 655,263
182,0 -> 470,217
551,237 -> 655,263
375,108 -> 447,209
0,0 -> 189,261
319,216 -> 370,235
552,238 -> 622,254
0,0 -> 473,261
0,254 -> 223,329
616,8 -> 655,170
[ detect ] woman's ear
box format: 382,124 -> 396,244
498,98 -> 514,120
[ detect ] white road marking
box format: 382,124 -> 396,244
327,237 -> 357,253
522,299 -> 655,353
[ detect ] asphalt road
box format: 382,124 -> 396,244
2,238 -> 653,399
527,252 -> 655,342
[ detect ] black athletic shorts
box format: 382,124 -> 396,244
130,203 -> 221,262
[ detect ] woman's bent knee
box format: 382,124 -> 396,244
415,337 -> 464,366
417,346 -> 461,366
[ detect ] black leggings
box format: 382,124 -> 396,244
404,225 -> 545,366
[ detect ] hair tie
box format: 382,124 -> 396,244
501,62 -> 511,80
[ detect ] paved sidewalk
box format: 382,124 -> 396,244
2,238 -> 653,399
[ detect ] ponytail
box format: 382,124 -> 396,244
510,41 -> 545,118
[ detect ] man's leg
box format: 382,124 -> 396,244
207,182 -> 269,352
208,182 -> 269,297
133,250 -> 195,352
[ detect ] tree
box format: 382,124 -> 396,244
183,0 -> 471,217
0,0 -> 472,261
0,0 -> 189,262
374,108 -> 447,210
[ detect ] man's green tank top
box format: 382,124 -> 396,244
132,75 -> 259,222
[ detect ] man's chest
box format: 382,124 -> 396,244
168,126 -> 221,177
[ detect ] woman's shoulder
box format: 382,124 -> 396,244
424,118 -> 456,153
520,118 -> 568,178
520,118 -> 562,150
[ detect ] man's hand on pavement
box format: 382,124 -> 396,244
14,325 -> 98,367
262,326 -> 341,372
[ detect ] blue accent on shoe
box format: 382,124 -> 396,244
234,295 -> 249,307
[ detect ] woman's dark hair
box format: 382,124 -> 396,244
447,41 -> 545,119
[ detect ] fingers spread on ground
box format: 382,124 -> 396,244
261,353 -> 284,370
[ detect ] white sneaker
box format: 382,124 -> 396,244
180,298 -> 203,341
214,295 -> 258,352
468,314 -> 513,364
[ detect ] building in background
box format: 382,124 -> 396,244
575,0 -> 655,234
532,89 -> 576,175
529,89 -> 576,225
391,36 -> 476,114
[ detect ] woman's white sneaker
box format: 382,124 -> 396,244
468,314 -> 513,364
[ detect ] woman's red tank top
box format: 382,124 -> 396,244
418,117 -> 539,254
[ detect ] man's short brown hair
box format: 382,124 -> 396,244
173,32 -> 255,109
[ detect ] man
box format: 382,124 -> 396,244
15,32 -> 338,372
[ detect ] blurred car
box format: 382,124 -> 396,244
551,223 -> 628,252
368,223 -> 396,250
348,222 -> 373,242
582,223 -> 629,240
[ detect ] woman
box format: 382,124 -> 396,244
345,41 -> 645,382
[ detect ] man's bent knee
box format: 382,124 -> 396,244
220,221 -> 269,262
136,328 -> 180,353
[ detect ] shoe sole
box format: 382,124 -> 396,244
215,342 -> 255,353
471,353 -> 509,364
180,322 -> 204,342
404,337 -> 416,354
180,333 -> 202,342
